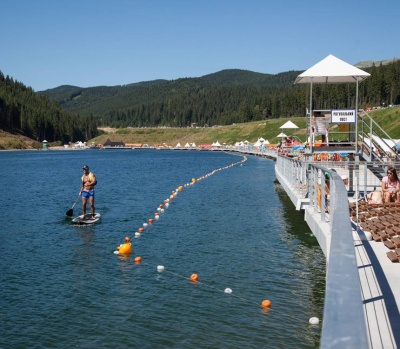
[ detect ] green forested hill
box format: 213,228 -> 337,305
39,69 -> 304,126
0,71 -> 98,145
39,62 -> 400,129
1,60 -> 399,149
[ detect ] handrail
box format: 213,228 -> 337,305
276,156 -> 369,348
313,166 -> 369,349
358,110 -> 400,162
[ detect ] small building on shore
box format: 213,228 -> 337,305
103,139 -> 125,147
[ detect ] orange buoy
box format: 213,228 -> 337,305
159,204 -> 164,209
134,256 -> 142,263
261,300 -> 271,308
138,227 -> 144,233
148,218 -> 154,223
117,242 -> 132,255
190,273 -> 199,281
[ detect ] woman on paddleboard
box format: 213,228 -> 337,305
79,165 -> 97,219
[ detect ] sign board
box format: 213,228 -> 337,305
331,109 -> 356,123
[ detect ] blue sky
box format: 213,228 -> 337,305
1,0 -> 399,91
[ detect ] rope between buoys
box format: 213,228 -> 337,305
162,269 -> 261,307
117,155 -> 247,244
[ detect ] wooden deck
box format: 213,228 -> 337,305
351,202 -> 400,348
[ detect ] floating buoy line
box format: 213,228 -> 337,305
157,267 -> 269,308
112,154 -> 276,311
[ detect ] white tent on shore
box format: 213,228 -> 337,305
280,120 -> 298,129
254,137 -> 270,147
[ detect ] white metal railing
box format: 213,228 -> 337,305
358,110 -> 400,163
276,155 -> 369,349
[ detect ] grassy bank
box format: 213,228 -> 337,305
89,106 -> 400,147
91,117 -> 308,147
1,106 -> 398,150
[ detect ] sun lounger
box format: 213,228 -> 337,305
387,250 -> 400,262
384,240 -> 397,249
384,228 -> 396,237
391,237 -> 400,246
377,231 -> 390,241
386,251 -> 399,262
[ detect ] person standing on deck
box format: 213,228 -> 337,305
313,111 -> 328,144
79,165 -> 97,219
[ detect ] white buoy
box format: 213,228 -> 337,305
157,207 -> 161,212
160,208 -> 164,213
157,265 -> 165,272
113,251 -> 120,255
224,288 -> 232,294
309,317 -> 320,325
155,215 -> 160,220
165,203 -> 169,208
143,223 -> 148,228
135,232 -> 141,237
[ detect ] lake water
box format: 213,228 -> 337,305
0,149 -> 325,348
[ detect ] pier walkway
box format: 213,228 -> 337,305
230,146 -> 400,348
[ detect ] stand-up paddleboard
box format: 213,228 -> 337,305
71,213 -> 101,225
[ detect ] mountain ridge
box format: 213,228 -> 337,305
39,68 -> 302,119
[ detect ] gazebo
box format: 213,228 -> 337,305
295,54 -> 370,154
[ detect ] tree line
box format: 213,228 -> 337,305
0,71 -> 98,143
1,60 -> 399,143
44,62 -> 400,129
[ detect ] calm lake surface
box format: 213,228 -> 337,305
0,149 -> 325,349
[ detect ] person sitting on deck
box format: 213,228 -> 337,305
284,137 -> 292,147
381,167 -> 400,203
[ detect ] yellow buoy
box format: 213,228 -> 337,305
117,238 -> 132,255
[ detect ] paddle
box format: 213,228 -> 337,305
66,194 -> 81,217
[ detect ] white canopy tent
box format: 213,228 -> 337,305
280,121 -> 299,142
277,132 -> 287,138
295,54 -> 370,152
295,54 -> 370,84
254,138 -> 267,147
280,120 -> 298,129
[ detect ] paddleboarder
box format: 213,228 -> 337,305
79,165 -> 97,219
